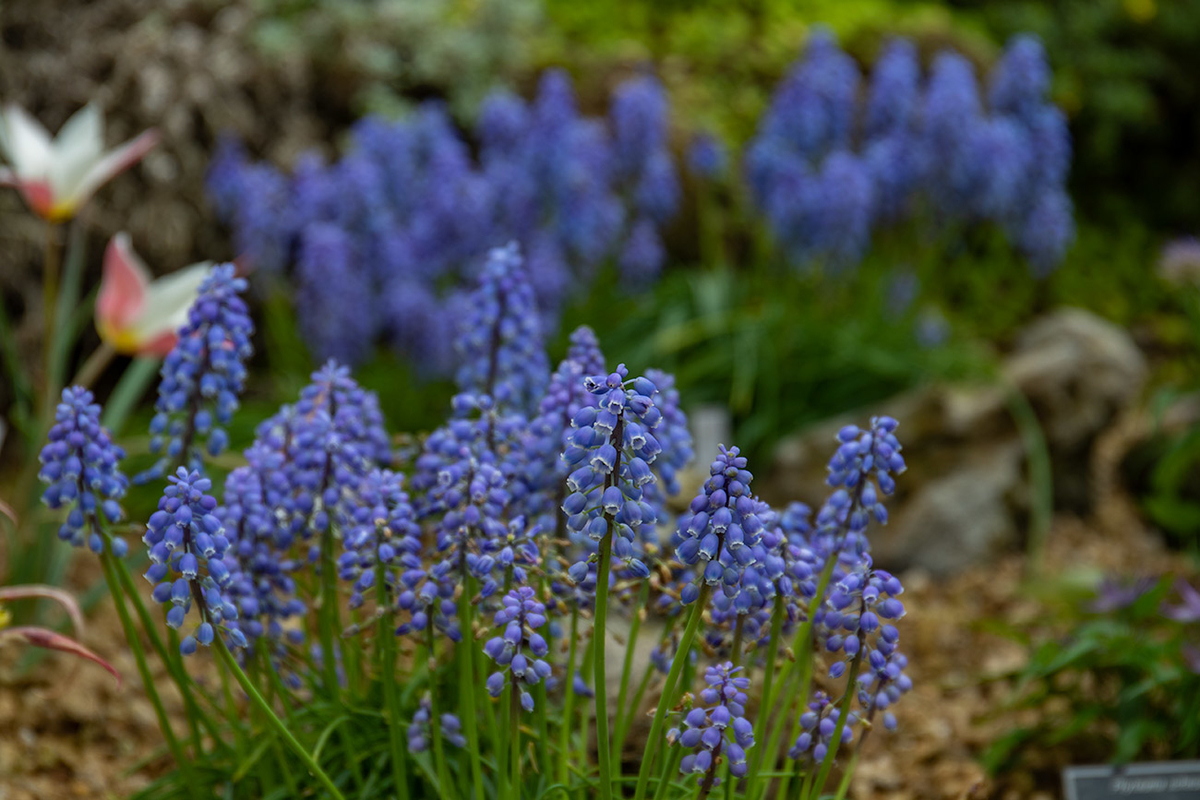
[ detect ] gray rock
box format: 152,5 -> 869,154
1006,307 -> 1147,452
767,308 -> 1147,574
874,442 -> 1025,574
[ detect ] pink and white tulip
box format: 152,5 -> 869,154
96,233 -> 211,356
0,103 -> 158,221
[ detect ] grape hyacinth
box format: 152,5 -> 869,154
687,132 -> 727,179
407,695 -> 467,752
339,469 -> 421,613
484,586 -> 552,712
454,243 -> 550,417
38,387 -> 129,554
788,691 -> 857,763
210,68 -> 679,374
562,365 -> 663,582
260,361 -> 391,552
221,459 -> 305,646
639,368 -> 693,531
816,416 -> 906,554
672,662 -> 755,787
674,446 -> 765,604
144,467 -> 246,655
142,263 -> 253,480
521,326 -> 607,537
746,30 -> 1074,275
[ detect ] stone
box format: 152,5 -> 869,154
874,442 -> 1025,575
767,309 -> 1147,574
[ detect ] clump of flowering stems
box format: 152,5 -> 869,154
36,238 -> 911,800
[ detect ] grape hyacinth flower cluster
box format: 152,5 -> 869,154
640,368 -> 694,533
521,326 -> 607,536
144,468 -> 246,655
673,662 -> 755,786
562,365 -> 663,582
788,692 -> 856,763
221,460 -> 305,645
261,361 -> 391,551
38,387 -> 129,554
810,416 -> 906,557
408,695 -> 467,752
208,69 -> 679,372
747,31 -> 1073,274
674,446 -> 765,604
454,243 -> 550,417
688,132 -> 727,179
339,469 -> 421,613
142,264 -> 253,480
484,586 -> 552,712
610,75 -> 680,284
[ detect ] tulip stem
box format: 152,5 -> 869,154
73,342 -> 116,390
42,221 -> 60,410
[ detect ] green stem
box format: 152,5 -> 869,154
632,583 -> 712,800
425,621 -> 454,800
98,549 -> 198,799
457,592 -> 486,799
500,670 -> 512,800
376,561 -> 410,800
612,582 -> 649,765
759,557 -> 837,800
70,332 -> 115,390
651,744 -> 685,800
1006,386 -> 1053,577
535,679 -> 549,775
616,614 -> 681,754
730,614 -> 746,668
744,593 -> 786,800
809,652 -> 864,800
558,606 -> 580,788
216,650 -> 247,752
578,630 -> 594,800
832,749 -> 862,800
510,681 -> 522,799
318,520 -> 340,697
593,526 -> 615,800
259,648 -> 301,799
40,220 -> 60,419
797,763 -> 813,800
215,637 -> 347,800
113,553 -> 215,750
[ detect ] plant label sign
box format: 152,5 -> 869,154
1064,762 -> 1200,800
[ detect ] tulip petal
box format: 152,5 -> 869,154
97,233 -> 151,340
128,261 -> 212,354
49,103 -> 104,199
0,104 -> 53,178
65,128 -> 159,213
